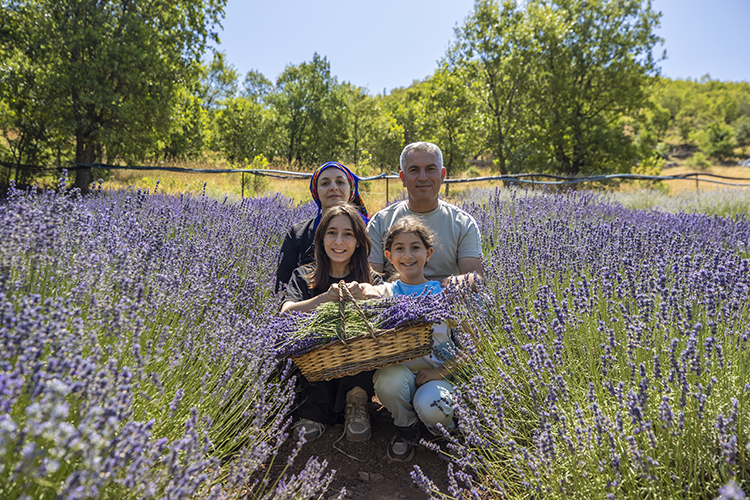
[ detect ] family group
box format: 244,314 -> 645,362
275,141 -> 483,462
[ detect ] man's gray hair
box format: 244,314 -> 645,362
399,142 -> 443,172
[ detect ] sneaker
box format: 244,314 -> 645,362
344,386 -> 371,442
387,424 -> 419,462
293,419 -> 327,442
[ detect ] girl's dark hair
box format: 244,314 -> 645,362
384,216 -> 434,253
307,203 -> 374,293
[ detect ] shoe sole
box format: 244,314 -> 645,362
346,428 -> 372,442
386,446 -> 416,462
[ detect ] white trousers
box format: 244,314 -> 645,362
373,363 -> 455,434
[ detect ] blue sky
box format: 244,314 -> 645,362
213,0 -> 750,94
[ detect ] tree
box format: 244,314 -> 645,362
341,84 -> 378,168
735,115 -> 750,157
701,122 -> 736,162
242,70 -> 273,103
449,0 -> 534,176
200,51 -> 239,111
368,107 -> 404,173
160,84 -> 209,160
419,65 -> 478,195
533,0 -> 663,175
0,0 -> 225,192
268,53 -> 347,167
213,97 -> 271,163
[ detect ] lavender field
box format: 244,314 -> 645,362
2,176 -> 749,499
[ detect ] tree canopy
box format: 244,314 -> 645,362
2,0 -> 750,190
0,0 -> 226,191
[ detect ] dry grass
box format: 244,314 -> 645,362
98,159 -> 750,212
100,161 -> 507,213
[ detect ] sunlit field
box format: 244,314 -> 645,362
1,172 -> 750,499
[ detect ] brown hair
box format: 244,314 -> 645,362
384,216 -> 435,253
307,203 -> 374,293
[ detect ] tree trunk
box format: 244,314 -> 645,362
73,134 -> 96,194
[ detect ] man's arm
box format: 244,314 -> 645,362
457,257 -> 483,278
440,257 -> 483,288
370,262 -> 384,273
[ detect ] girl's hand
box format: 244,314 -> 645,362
346,281 -> 365,300
325,282 -> 343,302
359,282 -> 382,299
415,368 -> 443,386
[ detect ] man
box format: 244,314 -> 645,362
367,142 -> 483,285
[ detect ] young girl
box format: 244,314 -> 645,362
372,216 -> 456,462
281,203 -> 381,443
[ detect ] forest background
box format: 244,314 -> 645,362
1,0 -> 749,196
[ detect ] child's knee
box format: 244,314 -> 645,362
374,364 -> 414,398
414,381 -> 455,430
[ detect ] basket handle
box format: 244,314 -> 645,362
337,282 -> 348,346
338,280 -> 384,345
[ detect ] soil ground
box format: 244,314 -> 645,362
268,397 -> 453,500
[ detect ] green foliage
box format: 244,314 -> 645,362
532,0 -> 662,175
448,0 -> 662,177
687,151 -> 711,169
242,70 -> 273,103
631,153 -> 667,192
419,65 -> 478,185
0,0 -> 226,191
700,122 -> 736,161
268,53 -> 347,167
449,0 -> 534,175
200,51 -> 239,111
734,115 -> 750,155
367,108 -> 404,173
214,97 -> 272,163
160,85 -> 210,160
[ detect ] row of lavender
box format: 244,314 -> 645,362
0,177 -> 338,499
4,177 -> 750,499
418,189 -> 750,498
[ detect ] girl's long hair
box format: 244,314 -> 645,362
307,203 -> 374,294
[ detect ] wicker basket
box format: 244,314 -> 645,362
290,282 -> 434,382
291,323 -> 433,381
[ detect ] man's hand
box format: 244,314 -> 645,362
440,272 -> 483,289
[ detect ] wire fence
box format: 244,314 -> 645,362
3,160 -> 750,193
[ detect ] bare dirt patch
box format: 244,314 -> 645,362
269,398 -> 452,499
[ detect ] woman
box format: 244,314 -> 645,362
281,203 -> 381,443
276,161 -> 368,291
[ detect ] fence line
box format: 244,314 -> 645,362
3,160 -> 750,189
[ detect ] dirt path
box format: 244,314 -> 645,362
270,399 -> 452,499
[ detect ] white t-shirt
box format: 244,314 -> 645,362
366,199 -> 482,282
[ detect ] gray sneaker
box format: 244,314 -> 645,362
387,424 -> 419,462
344,386 -> 371,442
293,419 -> 327,442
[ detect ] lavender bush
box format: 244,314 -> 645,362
4,175 -> 750,499
416,187 -> 750,499
0,175 -> 339,499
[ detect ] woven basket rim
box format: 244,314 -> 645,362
290,321 -> 431,359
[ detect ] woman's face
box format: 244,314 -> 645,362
323,214 -> 358,268
317,168 -> 351,210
